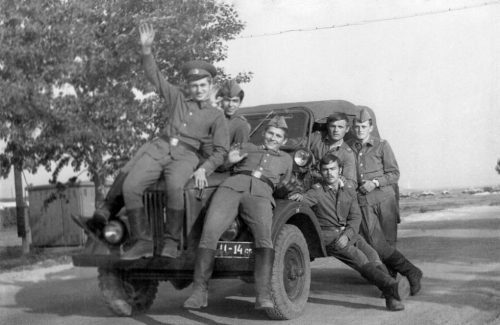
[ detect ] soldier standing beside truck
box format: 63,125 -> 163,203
347,108 -> 423,295
183,116 -> 293,311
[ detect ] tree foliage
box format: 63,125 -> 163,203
496,159 -> 500,175
0,0 -> 250,207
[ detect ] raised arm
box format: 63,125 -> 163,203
139,23 -> 179,107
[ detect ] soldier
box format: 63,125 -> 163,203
310,112 -> 357,188
289,154 -> 410,311
73,23 -> 229,260
183,116 -> 293,311
200,79 -> 250,161
346,108 -> 422,296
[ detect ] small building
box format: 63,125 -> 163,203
28,182 -> 97,247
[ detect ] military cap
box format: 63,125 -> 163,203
267,116 -> 288,129
220,79 -> 244,100
181,60 -> 217,81
354,108 -> 372,123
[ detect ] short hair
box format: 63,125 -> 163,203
353,118 -> 373,126
319,153 -> 341,169
265,125 -> 288,138
326,112 -> 350,126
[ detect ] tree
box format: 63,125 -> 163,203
496,159 -> 500,175
1,0 -> 251,208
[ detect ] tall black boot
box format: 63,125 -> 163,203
375,264 -> 405,311
360,263 -> 410,308
384,249 -> 423,296
121,208 -> 154,260
72,172 -> 128,239
254,248 -> 275,310
161,208 -> 185,258
183,248 -> 217,309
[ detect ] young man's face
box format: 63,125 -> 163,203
353,120 -> 373,141
320,160 -> 341,186
188,77 -> 211,101
221,96 -> 242,116
263,126 -> 287,151
327,119 -> 349,142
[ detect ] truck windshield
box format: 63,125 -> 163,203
245,110 -> 309,150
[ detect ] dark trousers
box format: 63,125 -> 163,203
359,202 -> 396,261
198,187 -> 273,250
122,139 -> 198,210
322,229 -> 381,272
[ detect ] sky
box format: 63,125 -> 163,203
1,0 -> 499,198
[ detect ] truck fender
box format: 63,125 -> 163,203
271,199 -> 327,259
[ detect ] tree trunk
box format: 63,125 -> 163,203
93,173 -> 106,210
14,163 -> 25,237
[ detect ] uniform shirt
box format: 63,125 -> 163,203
142,54 -> 229,175
309,131 -> 357,188
346,136 -> 399,207
300,181 -> 361,240
200,114 -> 250,158
220,142 -> 293,207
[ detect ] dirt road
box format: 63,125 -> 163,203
1,205 -> 499,325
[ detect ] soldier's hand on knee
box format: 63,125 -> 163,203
191,168 -> 208,189
334,235 -> 348,250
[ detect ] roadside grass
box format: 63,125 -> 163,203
0,241 -> 82,274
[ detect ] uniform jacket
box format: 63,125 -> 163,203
221,142 -> 293,207
346,136 -> 399,207
200,114 -> 250,158
142,54 -> 229,175
300,181 -> 362,240
309,131 -> 357,188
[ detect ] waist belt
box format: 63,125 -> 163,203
320,225 -> 346,232
160,135 -> 199,155
234,170 -> 274,189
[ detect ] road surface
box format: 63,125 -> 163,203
1,205 -> 499,325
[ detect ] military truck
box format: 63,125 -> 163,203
72,100 -> 383,320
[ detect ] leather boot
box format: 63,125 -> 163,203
161,208 -> 185,258
254,248 -> 275,310
360,263 -> 410,310
73,172 -> 128,239
376,264 -> 405,311
384,249 -> 423,296
183,248 -> 216,309
121,208 -> 154,260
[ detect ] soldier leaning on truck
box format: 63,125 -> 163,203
346,108 -> 423,296
183,116 -> 293,311
289,153 -> 410,311
73,23 -> 229,260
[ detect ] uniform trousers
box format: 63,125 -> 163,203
322,229 -> 382,272
359,202 -> 397,261
198,187 -> 273,250
122,138 -> 198,210
369,196 -> 398,247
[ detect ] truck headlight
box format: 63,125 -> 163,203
293,148 -> 312,167
219,218 -> 242,241
103,220 -> 125,244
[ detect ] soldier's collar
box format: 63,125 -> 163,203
322,179 -> 343,191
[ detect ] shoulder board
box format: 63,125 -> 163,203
345,146 -> 352,152
313,183 -> 321,189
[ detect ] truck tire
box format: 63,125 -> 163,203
98,267 -> 159,316
267,224 -> 310,320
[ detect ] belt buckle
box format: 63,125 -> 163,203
170,137 -> 179,146
251,170 -> 262,179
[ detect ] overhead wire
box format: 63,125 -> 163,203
235,1 -> 500,40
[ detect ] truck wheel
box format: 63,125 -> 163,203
98,267 -> 159,316
267,224 -> 310,320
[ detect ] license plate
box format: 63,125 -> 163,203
216,241 -> 253,258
